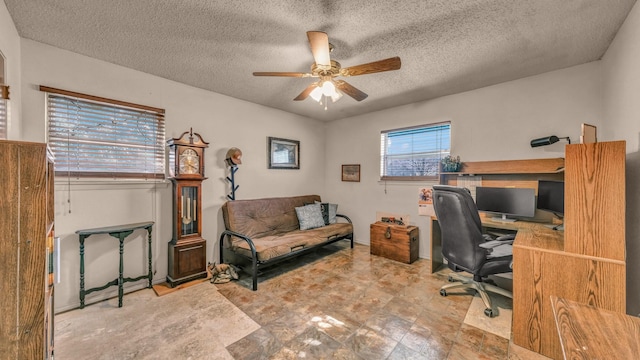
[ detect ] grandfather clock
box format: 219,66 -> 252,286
167,128 -> 209,287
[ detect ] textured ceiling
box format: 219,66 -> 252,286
4,0 -> 637,121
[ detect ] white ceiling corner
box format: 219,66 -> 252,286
4,0 -> 637,121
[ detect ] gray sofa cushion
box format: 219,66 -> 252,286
295,203 -> 326,230
316,201 -> 338,224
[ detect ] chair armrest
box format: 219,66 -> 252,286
496,234 -> 515,241
485,244 -> 513,258
479,239 -> 514,249
336,214 -> 352,224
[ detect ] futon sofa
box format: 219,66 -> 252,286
219,195 -> 353,290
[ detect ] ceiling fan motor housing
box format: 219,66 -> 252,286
311,60 -> 341,77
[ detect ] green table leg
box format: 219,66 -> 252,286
109,230 -> 133,308
79,235 -> 87,309
147,225 -> 153,288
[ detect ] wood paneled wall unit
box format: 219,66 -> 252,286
438,141 -> 626,359
0,140 -> 55,359
564,141 -> 626,260
512,141 -> 626,359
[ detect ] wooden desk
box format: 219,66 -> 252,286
513,142 -> 626,360
432,212 -> 625,359
430,140 -> 626,360
76,222 -> 154,308
551,296 -> 640,359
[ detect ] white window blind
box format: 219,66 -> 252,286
44,87 -> 165,179
380,122 -> 451,180
0,84 -> 8,139
0,98 -> 6,140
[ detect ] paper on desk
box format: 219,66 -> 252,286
418,187 -> 435,216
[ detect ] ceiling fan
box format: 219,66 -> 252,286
253,31 -> 401,106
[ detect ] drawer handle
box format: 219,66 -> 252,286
385,227 -> 391,239
179,245 -> 203,252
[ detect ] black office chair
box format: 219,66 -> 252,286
432,185 -> 514,317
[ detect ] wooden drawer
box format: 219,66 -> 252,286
370,222 -> 419,264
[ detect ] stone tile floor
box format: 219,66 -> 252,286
217,243 -> 549,359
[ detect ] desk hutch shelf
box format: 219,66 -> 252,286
441,157 -> 565,176
440,157 -> 566,196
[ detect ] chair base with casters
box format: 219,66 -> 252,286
439,272 -> 513,318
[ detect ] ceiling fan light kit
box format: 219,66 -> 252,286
309,79 -> 343,110
253,31 -> 401,109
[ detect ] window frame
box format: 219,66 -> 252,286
42,86 -> 166,180
380,121 -> 451,181
0,51 -> 7,140
0,88 -> 7,140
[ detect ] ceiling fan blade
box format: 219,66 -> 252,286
307,31 -> 331,68
334,80 -> 368,101
294,83 -> 319,101
341,57 -> 401,76
253,72 -> 311,77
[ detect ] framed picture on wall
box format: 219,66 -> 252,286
342,164 -> 361,182
268,137 -> 300,169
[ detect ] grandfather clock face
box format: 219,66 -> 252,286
167,129 -> 208,180
179,148 -> 200,175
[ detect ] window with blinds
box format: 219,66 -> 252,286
380,122 -> 451,180
0,85 -> 8,140
44,88 -> 165,179
1,53 -> 6,139
0,96 -> 6,140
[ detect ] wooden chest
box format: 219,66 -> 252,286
370,222 -> 419,264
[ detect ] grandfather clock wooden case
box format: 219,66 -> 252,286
0,140 -> 55,359
166,130 -> 209,287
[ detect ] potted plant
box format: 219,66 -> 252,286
441,155 -> 462,172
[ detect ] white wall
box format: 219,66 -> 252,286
9,3 -> 638,315
20,39 -> 327,312
325,62 -> 603,259
602,1 -> 640,315
0,1 -> 21,139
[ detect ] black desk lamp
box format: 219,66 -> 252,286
530,135 -> 571,148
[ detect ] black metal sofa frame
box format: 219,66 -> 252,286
219,195 -> 353,291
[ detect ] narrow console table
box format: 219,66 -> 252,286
76,221 -> 154,308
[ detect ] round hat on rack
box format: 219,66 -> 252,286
225,147 -> 243,166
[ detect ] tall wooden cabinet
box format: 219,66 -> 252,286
437,141 -> 626,359
513,141 -> 626,359
0,140 -> 55,359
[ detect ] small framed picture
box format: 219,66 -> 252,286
268,137 -> 300,169
342,164 -> 361,182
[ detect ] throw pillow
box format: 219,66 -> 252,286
315,201 -> 338,224
295,203 -> 326,230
